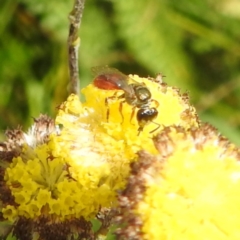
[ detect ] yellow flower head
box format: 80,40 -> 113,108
43,73 -> 198,222
0,71 -> 199,239
83,72 -> 199,155
117,124 -> 240,240
0,115 -> 94,239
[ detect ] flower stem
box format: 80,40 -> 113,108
68,0 -> 86,95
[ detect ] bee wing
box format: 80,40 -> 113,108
91,65 -> 108,75
91,66 -> 123,77
127,75 -> 141,85
91,66 -> 140,84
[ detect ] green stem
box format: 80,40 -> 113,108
68,0 -> 86,95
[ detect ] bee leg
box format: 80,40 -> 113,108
119,100 -> 125,124
105,92 -> 118,122
130,106 -> 136,125
151,99 -> 159,108
116,93 -> 125,124
149,121 -> 161,134
105,97 -> 110,122
137,126 -> 143,136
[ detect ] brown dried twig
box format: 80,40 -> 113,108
68,0 -> 86,95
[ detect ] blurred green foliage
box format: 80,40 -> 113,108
1,0 -> 240,144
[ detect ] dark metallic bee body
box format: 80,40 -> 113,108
92,66 -> 160,134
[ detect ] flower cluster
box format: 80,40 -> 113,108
1,72 -> 238,240
116,124 -> 240,240
0,115 -> 93,239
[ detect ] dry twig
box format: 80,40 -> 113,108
68,0 -> 86,95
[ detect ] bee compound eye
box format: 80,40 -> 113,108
134,86 -> 151,102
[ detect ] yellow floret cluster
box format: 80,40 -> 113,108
82,74 -> 198,155
137,126 -> 240,240
2,74 -> 199,224
3,142 -> 114,222
54,94 -> 132,202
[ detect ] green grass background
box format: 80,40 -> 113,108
1,0 -> 240,145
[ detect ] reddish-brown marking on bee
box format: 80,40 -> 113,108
92,66 -> 130,91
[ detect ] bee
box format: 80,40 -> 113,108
92,66 -> 160,135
